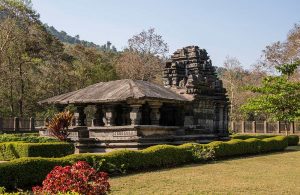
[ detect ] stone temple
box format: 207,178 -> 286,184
39,46 -> 229,153
163,46 -> 228,135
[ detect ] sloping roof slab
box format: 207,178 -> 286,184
39,79 -> 188,105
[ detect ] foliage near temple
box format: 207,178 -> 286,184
242,62 -> 300,133
47,111 -> 74,141
32,161 -> 110,195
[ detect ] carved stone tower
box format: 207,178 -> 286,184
163,46 -> 229,136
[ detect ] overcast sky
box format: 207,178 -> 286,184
32,0 -> 300,68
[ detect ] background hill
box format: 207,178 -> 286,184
45,24 -> 117,52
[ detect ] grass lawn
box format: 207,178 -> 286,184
110,146 -> 300,195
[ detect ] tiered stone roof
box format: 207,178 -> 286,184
163,46 -> 227,100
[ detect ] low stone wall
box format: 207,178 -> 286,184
39,126 -> 89,141
88,125 -> 180,140
39,125 -> 181,141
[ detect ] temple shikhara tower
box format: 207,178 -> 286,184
39,45 -> 229,153
163,46 -> 229,136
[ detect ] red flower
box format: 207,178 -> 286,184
33,161 -> 110,195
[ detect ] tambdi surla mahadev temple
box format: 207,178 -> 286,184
39,46 -> 229,153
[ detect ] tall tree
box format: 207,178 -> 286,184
65,44 -> 118,89
219,56 -> 267,120
0,0 -> 69,117
116,28 -> 168,82
221,56 -> 243,120
242,62 -> 300,134
116,51 -> 162,81
128,28 -> 168,56
262,23 -> 300,80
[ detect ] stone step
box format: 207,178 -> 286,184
77,139 -> 215,148
78,134 -> 219,143
75,133 -> 228,153
185,129 -> 213,135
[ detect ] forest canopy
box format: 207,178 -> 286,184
0,0 -> 299,122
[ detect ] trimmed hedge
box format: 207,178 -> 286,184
0,134 -> 58,143
211,136 -> 288,157
0,133 -> 39,136
0,142 -> 75,161
286,135 -> 299,146
231,134 -> 299,146
0,136 -> 288,190
231,134 -> 273,140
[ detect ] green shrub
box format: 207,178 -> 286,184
140,145 -> 192,168
0,186 -> 5,194
0,142 -> 75,160
0,136 -> 289,190
286,135 -> 299,146
211,136 -> 288,157
231,134 -> 298,146
0,134 -> 58,143
231,134 -> 274,140
179,143 -> 214,162
96,159 -> 127,175
0,186 -> 31,195
0,158 -> 69,190
0,133 -> 39,137
0,132 -> 40,136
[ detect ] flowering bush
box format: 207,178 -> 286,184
32,161 -> 110,195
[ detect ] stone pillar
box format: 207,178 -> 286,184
231,121 -> 235,133
29,117 -> 35,131
130,104 -> 142,126
92,105 -> 104,126
224,106 -> 229,134
241,121 -> 245,133
219,104 -> 224,132
104,105 -> 115,126
212,103 -> 219,133
263,121 -> 268,134
172,77 -> 177,87
276,121 -> 280,134
75,106 -> 86,126
252,121 -> 256,133
149,102 -> 162,126
14,117 -> 19,131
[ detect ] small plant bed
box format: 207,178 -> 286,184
0,142 -> 75,161
0,133 -> 75,161
0,136 -> 289,191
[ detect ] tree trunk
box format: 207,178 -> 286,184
230,84 -> 234,119
18,62 -> 24,117
9,78 -> 14,116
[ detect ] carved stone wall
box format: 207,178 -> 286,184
163,46 -> 229,135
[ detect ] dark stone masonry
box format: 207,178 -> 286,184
163,46 -> 228,135
39,46 -> 229,153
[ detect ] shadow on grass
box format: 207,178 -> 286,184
285,145 -> 300,151
111,145 -> 300,179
